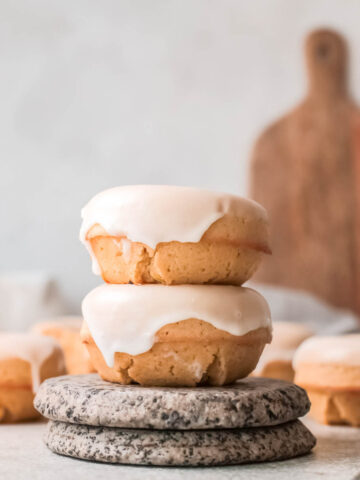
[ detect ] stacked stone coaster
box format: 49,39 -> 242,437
35,374 -> 316,466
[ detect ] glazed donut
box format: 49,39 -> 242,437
293,335 -> 360,426
81,284 -> 272,387
80,186 -> 270,286
32,316 -> 95,375
253,321 -> 313,382
0,333 -> 65,423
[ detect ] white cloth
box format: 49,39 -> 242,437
250,283 -> 360,334
0,272 -> 66,331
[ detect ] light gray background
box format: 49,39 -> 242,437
2,0 -> 360,311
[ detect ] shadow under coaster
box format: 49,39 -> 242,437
35,374 -> 316,466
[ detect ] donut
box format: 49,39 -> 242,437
293,335 -> 360,426
80,186 -> 270,286
32,316 -> 95,375
0,333 -> 65,422
253,321 -> 313,382
81,284 -> 272,387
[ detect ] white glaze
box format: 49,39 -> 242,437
0,333 -> 63,392
79,185 -> 268,274
82,284 -> 271,366
293,334 -> 360,368
254,321 -> 313,373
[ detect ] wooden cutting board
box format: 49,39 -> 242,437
250,29 -> 360,316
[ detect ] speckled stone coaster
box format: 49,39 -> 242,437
44,419 -> 316,466
34,374 -> 310,430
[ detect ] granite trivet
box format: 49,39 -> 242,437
34,374 -> 310,430
44,419 -> 316,466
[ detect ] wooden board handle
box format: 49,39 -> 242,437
305,29 -> 347,98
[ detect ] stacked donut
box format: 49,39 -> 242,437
293,334 -> 360,427
253,321 -> 314,382
80,186 -> 272,387
35,186 -> 318,467
32,316 -> 95,375
0,333 -> 65,422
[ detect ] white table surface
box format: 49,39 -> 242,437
0,418 -> 359,480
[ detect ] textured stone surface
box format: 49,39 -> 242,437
3,419 -> 360,479
44,419 -> 316,466
34,374 -> 310,430
2,419 -> 360,479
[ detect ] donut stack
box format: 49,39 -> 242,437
79,185 -> 273,387
0,333 -> 65,422
294,334 -> 360,427
35,185 -> 316,466
32,317 -> 95,375
253,321 -> 314,382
